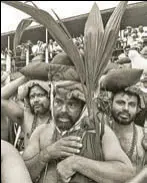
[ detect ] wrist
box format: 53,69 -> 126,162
40,147 -> 51,163
72,155 -> 80,171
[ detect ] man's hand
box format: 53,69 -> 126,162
46,136 -> 82,160
57,155 -> 77,183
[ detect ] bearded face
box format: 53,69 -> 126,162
53,88 -> 84,131
111,92 -> 139,125
29,85 -> 50,115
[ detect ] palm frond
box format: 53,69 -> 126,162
2,1 -> 85,87
13,17 -> 33,56
24,1 -> 39,9
95,1 -> 128,88
84,3 -> 104,113
51,9 -> 72,39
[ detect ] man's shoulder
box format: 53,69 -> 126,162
37,121 -> 55,135
135,124 -> 143,130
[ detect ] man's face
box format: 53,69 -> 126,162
53,88 -> 84,131
143,82 -> 147,88
29,85 -> 50,115
111,92 -> 139,125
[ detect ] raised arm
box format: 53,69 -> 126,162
1,140 -> 32,183
1,76 -> 28,124
57,125 -> 134,183
1,99 -> 23,125
1,76 -> 28,99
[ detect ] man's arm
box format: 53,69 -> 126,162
1,140 -> 32,183
22,124 -> 48,181
57,125 -> 134,183
1,76 -> 28,124
126,166 -> 147,183
1,76 -> 28,99
23,123 -> 83,181
1,99 -> 23,125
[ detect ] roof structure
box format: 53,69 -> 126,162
1,1 -> 147,51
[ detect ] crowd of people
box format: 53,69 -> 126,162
1,4 -> 147,183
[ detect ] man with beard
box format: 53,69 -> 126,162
100,68 -> 146,173
22,54 -> 134,183
1,76 -> 51,147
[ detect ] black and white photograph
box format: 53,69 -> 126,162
1,1 -> 147,183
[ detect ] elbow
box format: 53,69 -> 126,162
117,162 -> 135,183
24,160 -> 38,181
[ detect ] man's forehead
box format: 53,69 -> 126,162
114,91 -> 138,101
55,87 -> 76,101
29,85 -> 46,94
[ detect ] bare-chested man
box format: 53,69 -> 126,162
1,76 -> 51,147
100,68 -> 146,173
23,80 -> 134,183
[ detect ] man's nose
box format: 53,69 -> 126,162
61,104 -> 68,112
123,103 -> 129,111
33,96 -> 39,102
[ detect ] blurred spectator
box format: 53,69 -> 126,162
138,25 -> 144,39
1,61 -> 10,87
52,41 -> 63,56
48,39 -> 54,59
142,31 -> 147,46
31,40 -> 45,62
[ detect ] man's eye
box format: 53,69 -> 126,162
30,95 -> 34,99
68,102 -> 76,108
117,101 -> 124,105
129,103 -> 136,108
38,93 -> 45,97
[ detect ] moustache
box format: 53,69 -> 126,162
119,111 -> 130,118
56,113 -> 73,122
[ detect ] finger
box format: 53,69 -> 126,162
64,136 -> 81,142
60,151 -> 73,157
63,140 -> 82,148
62,146 -> 81,154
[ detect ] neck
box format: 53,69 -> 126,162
37,111 -> 50,119
113,121 -> 134,135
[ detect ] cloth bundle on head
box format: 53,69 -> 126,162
54,80 -> 86,102
48,52 -> 86,107
18,80 -> 50,101
100,68 -> 145,109
116,57 -> 131,64
20,52 -> 81,82
101,68 -> 143,92
48,52 -> 81,82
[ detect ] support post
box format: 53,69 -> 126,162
45,28 -> 49,63
26,48 -> 29,66
6,36 -> 11,72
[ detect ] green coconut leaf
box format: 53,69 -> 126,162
13,17 -> 33,56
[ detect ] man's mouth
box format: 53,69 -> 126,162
119,113 -> 130,119
58,117 -> 70,123
34,105 -> 41,109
